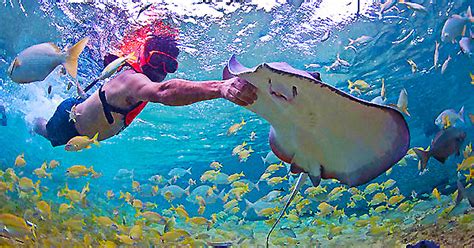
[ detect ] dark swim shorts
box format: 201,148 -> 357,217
46,97 -> 85,147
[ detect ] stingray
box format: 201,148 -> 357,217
223,55 -> 410,247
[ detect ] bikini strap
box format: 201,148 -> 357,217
99,85 -> 144,126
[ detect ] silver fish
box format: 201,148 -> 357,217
434,106 -> 464,129
441,55 -> 451,74
459,35 -> 474,56
8,37 -> 88,83
441,7 -> 474,43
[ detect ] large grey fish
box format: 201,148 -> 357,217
440,6 -> 474,43
8,37 -> 89,83
414,127 -> 466,171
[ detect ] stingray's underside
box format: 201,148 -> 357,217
226,55 -> 410,187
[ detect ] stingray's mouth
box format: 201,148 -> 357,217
268,80 -> 297,102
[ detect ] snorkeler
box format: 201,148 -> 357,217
33,31 -> 257,147
0,104 -> 6,126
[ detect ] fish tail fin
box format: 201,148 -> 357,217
218,189 -> 226,201
244,199 -> 254,212
91,132 -> 100,146
261,156 -> 267,164
348,38 -> 355,45
254,180 -> 260,191
186,167 -> 192,175
184,186 -> 190,196
466,6 -> 474,22
459,106 -> 465,123
456,180 -> 465,206
241,118 -> 246,125
64,37 -> 89,79
347,80 -> 353,88
413,148 -> 430,171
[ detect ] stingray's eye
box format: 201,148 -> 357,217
268,79 -> 272,85
292,86 -> 298,97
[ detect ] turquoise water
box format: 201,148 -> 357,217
0,0 -> 473,247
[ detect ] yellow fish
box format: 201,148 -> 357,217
66,165 -> 96,178
48,160 -> 60,169
132,199 -> 143,209
432,188 -> 441,201
186,216 -> 212,228
65,133 -> 99,152
106,190 -> 115,200
119,191 -> 133,203
129,223 -> 143,240
0,213 -> 36,238
348,79 -> 371,95
318,202 -> 334,217
304,185 -> 327,197
200,170 -> 219,182
93,215 -> 116,228
388,195 -> 405,206
8,37 -> 89,83
368,192 -> 388,206
382,179 -> 396,190
18,177 -> 40,195
267,176 -> 288,186
137,211 -> 166,225
238,146 -> 254,162
14,153 -> 26,167
266,162 -> 285,173
171,205 -> 189,219
347,201 -> 356,208
227,119 -> 246,135
470,72 -> 474,85
364,182 -> 381,194
0,181 -> 13,193
470,113 -> 474,125
224,199 -> 238,211
209,161 -> 223,170
132,180 -> 140,192
227,172 -> 245,183
161,229 -> 191,242
457,156 -> 474,171
258,206 -> 280,217
232,141 -> 247,155
59,203 -> 74,214
36,200 -> 51,219
33,162 -> 52,179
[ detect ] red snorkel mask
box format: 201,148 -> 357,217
140,50 -> 178,74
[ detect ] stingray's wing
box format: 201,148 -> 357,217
228,55 -> 410,187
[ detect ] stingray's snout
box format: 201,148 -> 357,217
268,79 -> 296,102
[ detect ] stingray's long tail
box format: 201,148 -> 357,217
266,173 -> 308,248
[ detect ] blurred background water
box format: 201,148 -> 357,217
0,0 -> 473,220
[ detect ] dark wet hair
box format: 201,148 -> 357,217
140,35 -> 180,82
